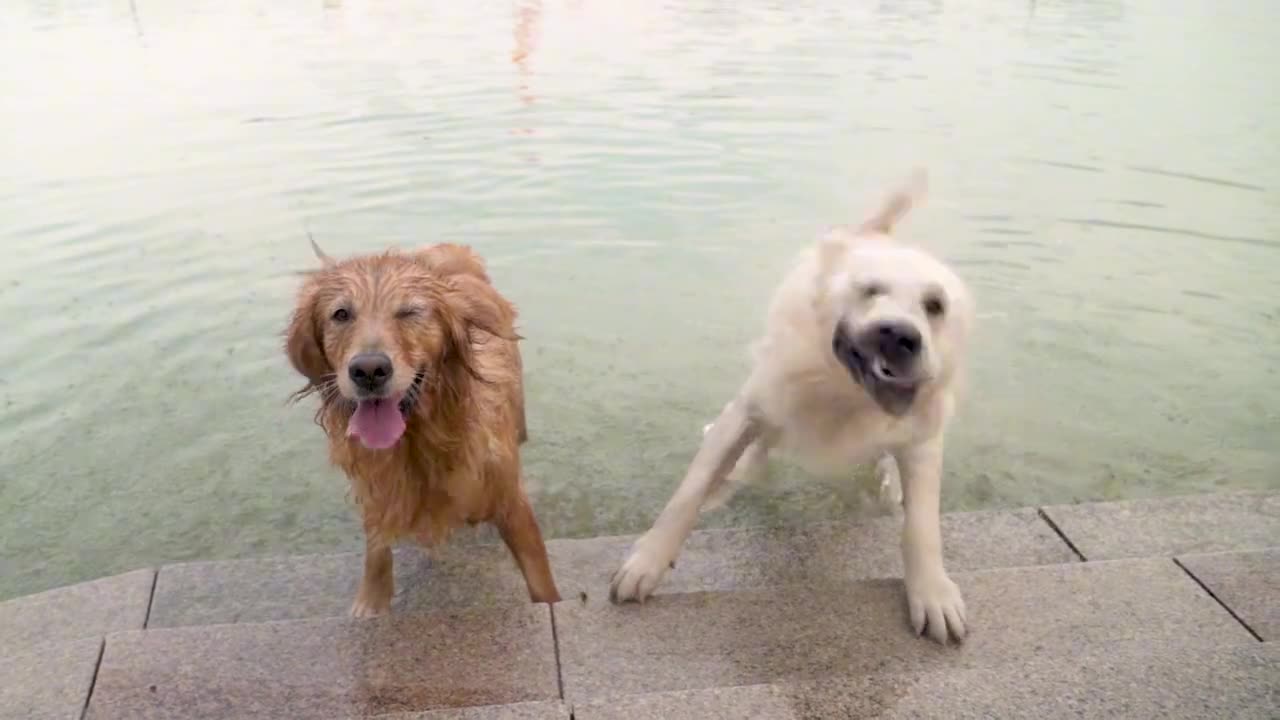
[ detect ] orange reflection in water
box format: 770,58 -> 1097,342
512,0 -> 542,109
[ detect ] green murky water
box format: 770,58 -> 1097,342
1,0 -> 1277,599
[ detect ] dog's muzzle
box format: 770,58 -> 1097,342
832,321 -> 925,416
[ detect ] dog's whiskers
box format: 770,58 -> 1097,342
311,375 -> 351,411
403,371 -> 427,412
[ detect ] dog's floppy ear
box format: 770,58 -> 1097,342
285,282 -> 331,389
286,236 -> 336,393
438,275 -> 520,383
859,168 -> 928,236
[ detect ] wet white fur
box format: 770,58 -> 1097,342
610,170 -> 975,644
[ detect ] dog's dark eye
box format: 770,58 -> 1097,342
862,283 -> 885,300
395,307 -> 420,320
331,308 -> 351,323
923,296 -> 946,318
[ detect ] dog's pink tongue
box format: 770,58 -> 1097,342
348,399 -> 406,450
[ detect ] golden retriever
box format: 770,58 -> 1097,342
609,170 -> 975,644
285,241 -> 560,616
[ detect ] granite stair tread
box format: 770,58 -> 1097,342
83,605 -> 560,720
570,640 -> 1280,719
331,700 -> 569,720
554,556 -> 1256,703
0,638 -> 104,720
147,506 -> 1075,628
5,493 -> 1278,719
1176,547 -> 1279,641
75,555 -> 1268,719
0,568 -> 154,653
1040,491 -> 1280,560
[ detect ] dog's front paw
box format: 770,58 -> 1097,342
904,570 -> 967,644
609,539 -> 674,604
349,595 -> 391,619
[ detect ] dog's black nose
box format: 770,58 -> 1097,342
873,321 -> 922,363
348,353 -> 393,392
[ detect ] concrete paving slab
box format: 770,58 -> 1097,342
149,539 -> 600,629
336,701 -> 569,719
1041,492 -> 1280,560
551,507 -> 1076,603
148,551 -> 363,628
572,641 -> 1280,719
1178,548 -> 1279,641
0,638 -> 103,720
84,606 -> 559,719
0,568 -> 154,652
555,557 -> 1251,702
149,508 -> 1072,628
147,546 -> 536,628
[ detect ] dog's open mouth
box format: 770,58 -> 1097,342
832,329 -> 920,416
347,370 -> 426,450
869,355 -> 917,388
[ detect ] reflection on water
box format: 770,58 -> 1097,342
513,0 -> 542,108
0,0 -> 1276,599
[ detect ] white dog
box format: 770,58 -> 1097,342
609,170 -> 974,644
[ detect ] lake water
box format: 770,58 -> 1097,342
1,0 -> 1277,600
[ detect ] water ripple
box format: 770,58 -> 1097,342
1061,218 -> 1277,250
0,0 -> 1277,599
1128,165 -> 1268,192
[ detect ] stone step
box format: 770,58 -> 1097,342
1176,547 -> 1277,641
11,493 -> 1268,638
4,493 -> 1277,718
0,568 -> 153,652
74,555 -> 1267,719
83,605 -> 561,720
340,703 -> 569,720
553,556 -> 1256,703
147,507 -> 1075,628
571,641 -> 1280,719
1040,491 -> 1279,561
0,638 -> 104,720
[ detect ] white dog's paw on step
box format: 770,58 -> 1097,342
609,535 -> 676,603
905,568 -> 967,644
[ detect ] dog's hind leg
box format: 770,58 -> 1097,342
610,395 -> 762,603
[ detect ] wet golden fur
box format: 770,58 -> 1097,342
285,243 -> 559,615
